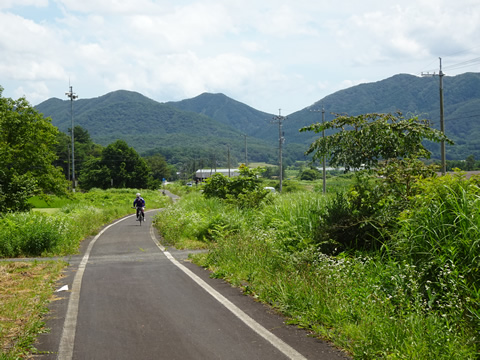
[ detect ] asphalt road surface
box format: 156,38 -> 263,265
35,209 -> 349,360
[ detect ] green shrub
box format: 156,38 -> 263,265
393,173 -> 480,329
156,181 -> 479,358
316,159 -> 439,253
203,166 -> 269,208
299,168 -> 321,181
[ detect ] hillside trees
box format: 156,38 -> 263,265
79,140 -> 151,190
0,87 -> 68,212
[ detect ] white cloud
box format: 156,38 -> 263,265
1,0 -> 480,113
0,0 -> 47,9
0,12 -> 69,81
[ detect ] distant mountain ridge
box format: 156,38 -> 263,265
36,90 -> 281,165
35,72 -> 480,163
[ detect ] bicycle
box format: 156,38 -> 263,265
132,206 -> 145,226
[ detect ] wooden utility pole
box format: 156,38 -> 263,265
310,106 -> 327,193
422,57 -> 446,175
272,109 -> 286,193
242,134 -> 248,166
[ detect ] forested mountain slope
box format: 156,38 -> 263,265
36,72 -> 480,163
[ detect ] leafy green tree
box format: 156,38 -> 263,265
54,126 -> 103,180
0,87 -> 68,212
465,155 -> 475,171
302,113 -> 453,252
145,154 -> 172,181
79,140 -> 150,190
301,112 -> 453,171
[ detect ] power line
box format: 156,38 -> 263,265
443,57 -> 480,72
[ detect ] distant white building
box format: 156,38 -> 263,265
195,169 -> 240,181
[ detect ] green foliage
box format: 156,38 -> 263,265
54,126 -> 103,181
445,155 -> 480,171
153,192 -> 237,248
145,153 -> 172,181
299,168 -> 320,181
79,140 -> 151,190
156,188 -> 479,358
0,188 -> 170,258
315,159 -> 439,253
392,173 -> 480,329
301,112 -> 453,171
302,112 -> 450,252
202,165 -> 269,208
276,180 -> 303,193
0,87 -> 68,212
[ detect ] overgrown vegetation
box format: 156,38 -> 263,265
0,261 -> 66,359
153,113 -> 478,358
0,189 -> 170,258
154,175 -> 479,359
202,165 -> 270,208
0,188 -> 170,359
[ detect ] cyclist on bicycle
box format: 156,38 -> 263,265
133,193 -> 145,221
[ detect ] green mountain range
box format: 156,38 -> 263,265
35,72 -> 480,165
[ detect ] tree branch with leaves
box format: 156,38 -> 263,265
301,112 -> 453,172
300,112 -> 455,252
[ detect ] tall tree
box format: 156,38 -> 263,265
54,126 -> 103,180
145,154 -> 172,181
301,112 -> 453,171
79,140 -> 150,190
301,112 -> 454,252
0,86 -> 68,212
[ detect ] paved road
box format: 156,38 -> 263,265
35,209 -> 349,360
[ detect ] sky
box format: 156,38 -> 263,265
1,0 -> 480,115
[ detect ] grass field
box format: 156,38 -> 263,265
0,188 -> 172,359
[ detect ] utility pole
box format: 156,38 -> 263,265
310,106 -> 327,194
227,145 -> 231,177
422,57 -> 446,175
242,134 -> 248,166
65,85 -> 78,191
272,109 -> 286,193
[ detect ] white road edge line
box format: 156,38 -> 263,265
149,225 -> 307,360
57,215 -> 132,360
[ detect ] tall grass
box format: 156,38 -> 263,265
392,174 -> 480,331
0,188 -> 171,258
154,178 -> 479,359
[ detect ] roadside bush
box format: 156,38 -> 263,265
392,173 -> 480,329
299,168 -> 321,181
0,212 -> 76,257
275,180 -> 302,193
316,158 -> 438,253
155,180 -> 479,358
154,192 -> 248,248
203,165 -> 269,208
